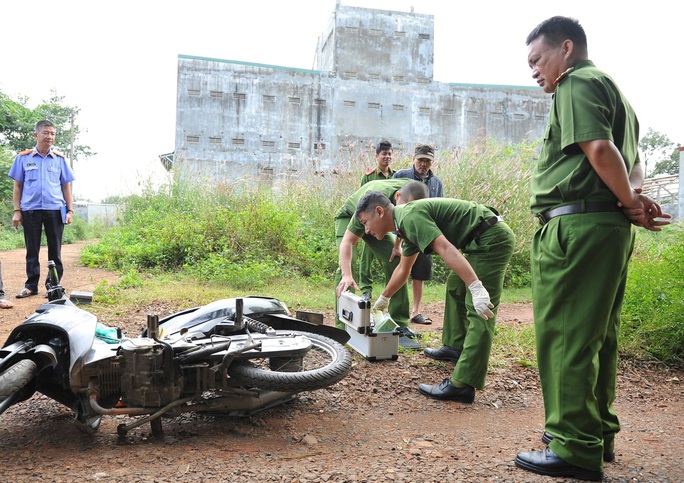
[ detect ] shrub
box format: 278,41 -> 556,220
621,222 -> 684,364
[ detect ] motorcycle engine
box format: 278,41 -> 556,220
120,339 -> 183,407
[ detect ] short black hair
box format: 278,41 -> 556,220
397,180 -> 428,201
526,16 -> 587,51
376,140 -> 392,155
35,120 -> 56,133
355,191 -> 392,218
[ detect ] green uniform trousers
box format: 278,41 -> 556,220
358,242 -> 375,295
442,222 -> 515,389
334,217 -> 410,328
532,212 -> 634,472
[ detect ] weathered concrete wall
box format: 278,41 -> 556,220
172,4 -> 551,180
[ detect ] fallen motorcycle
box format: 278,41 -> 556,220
0,261 -> 352,436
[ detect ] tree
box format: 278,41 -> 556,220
0,92 -> 38,150
0,89 -> 94,162
639,128 -> 675,176
650,145 -> 681,176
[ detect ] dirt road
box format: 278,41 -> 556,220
0,242 -> 681,482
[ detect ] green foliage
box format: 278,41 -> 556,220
82,138 -> 540,291
621,223 -> 684,364
0,88 -> 93,161
0,147 -> 15,207
650,145 -> 681,176
639,128 -> 676,176
431,137 -> 539,287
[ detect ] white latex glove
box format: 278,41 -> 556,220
373,294 -> 390,313
468,280 -> 494,320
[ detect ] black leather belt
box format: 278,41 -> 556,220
461,216 -> 503,248
537,202 -> 621,225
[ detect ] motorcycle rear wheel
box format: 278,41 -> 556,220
228,331 -> 352,392
0,359 -> 38,405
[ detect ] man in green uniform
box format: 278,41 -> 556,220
353,193 -> 515,403
515,16 -> 671,482
334,179 -> 429,336
358,141 -> 396,298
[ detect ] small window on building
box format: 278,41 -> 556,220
416,77 -> 430,84
491,112 -> 504,119
344,100 -> 356,107
344,71 -> 357,79
262,166 -> 274,175
368,102 -> 381,109
232,138 -> 245,145
393,104 -> 405,111
314,99 -> 326,106
289,97 -> 301,104
187,89 -> 200,96
288,142 -> 301,149
513,113 -> 525,120
210,91 -> 223,99
535,114 -> 546,121
419,107 -> 431,114
186,135 -> 199,143
233,93 -> 246,100
263,95 -> 276,102
419,33 -> 430,40
369,28 -> 382,36
262,140 -> 275,147
394,31 -> 406,37
209,136 -> 222,144
466,110 -> 479,118
442,109 -> 455,116
393,75 -> 405,82
314,142 -> 326,150
369,73 -> 380,80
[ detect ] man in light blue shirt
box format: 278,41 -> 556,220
9,120 -> 75,298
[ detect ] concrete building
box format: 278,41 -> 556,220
170,3 -> 551,179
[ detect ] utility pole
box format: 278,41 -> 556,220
69,111 -> 75,171
69,111 -> 75,200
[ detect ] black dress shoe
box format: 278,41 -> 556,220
396,326 -> 421,339
515,447 -> 603,481
418,378 -> 474,402
424,345 -> 461,363
542,431 -> 615,462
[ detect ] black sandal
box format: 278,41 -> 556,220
411,314 -> 433,325
16,288 -> 38,299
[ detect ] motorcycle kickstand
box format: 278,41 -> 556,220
116,397 -> 194,437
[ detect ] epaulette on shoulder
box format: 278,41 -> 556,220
365,167 -> 376,175
18,149 -> 33,156
51,150 -> 66,158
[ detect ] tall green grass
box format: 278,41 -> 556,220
621,224 -> 684,364
81,138 -> 539,289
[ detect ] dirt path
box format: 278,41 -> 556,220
0,242 -> 681,482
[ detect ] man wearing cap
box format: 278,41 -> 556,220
393,144 -> 444,326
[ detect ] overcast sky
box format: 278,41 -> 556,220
2,0 -> 681,202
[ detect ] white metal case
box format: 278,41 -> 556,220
337,292 -> 398,361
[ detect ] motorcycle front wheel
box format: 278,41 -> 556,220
227,331 -> 352,392
0,359 -> 38,411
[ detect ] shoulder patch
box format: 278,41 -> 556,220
51,150 -> 66,158
18,149 -> 33,156
365,167 -> 376,175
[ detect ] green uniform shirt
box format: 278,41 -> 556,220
335,178 -> 411,237
360,167 -> 395,186
393,198 -> 497,255
531,60 -> 640,213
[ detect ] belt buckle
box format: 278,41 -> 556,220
537,213 -> 547,226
